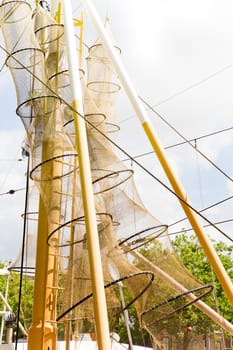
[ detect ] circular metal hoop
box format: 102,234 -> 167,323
92,169 -> 133,194
16,95 -> 60,119
57,270 -> 154,322
141,284 -> 214,326
87,81 -> 121,94
119,225 -> 168,253
0,1 -> 31,24
8,266 -> 35,276
30,153 -> 78,182
5,47 -> 44,69
47,212 -> 116,248
35,23 -> 64,46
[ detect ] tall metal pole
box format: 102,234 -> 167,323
82,0 -> 233,307
62,1 -> 111,349
118,283 -> 134,350
108,263 -> 133,349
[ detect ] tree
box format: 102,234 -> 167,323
0,262 -> 34,339
172,233 -> 233,332
134,235 -> 233,348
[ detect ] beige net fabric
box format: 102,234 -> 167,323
9,185 -> 39,276
0,1 -> 213,343
133,245 -> 213,335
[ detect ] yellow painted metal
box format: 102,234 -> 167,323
72,14 -> 84,66
73,18 -> 82,26
54,2 -> 61,23
28,196 -> 57,350
28,132 -> 64,350
142,120 -> 233,307
79,13 -> 84,66
28,13 -> 63,344
62,0 -> 111,346
71,100 -> 111,350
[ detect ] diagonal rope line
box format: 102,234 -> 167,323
140,96 -> 233,184
0,43 -> 232,243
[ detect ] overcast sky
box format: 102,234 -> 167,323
1,0 -> 233,260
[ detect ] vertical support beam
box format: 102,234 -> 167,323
28,196 -> 56,350
28,134 -> 64,350
118,284 -> 133,350
62,1 -> 111,349
82,0 -> 233,307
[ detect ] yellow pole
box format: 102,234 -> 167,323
28,5 -> 64,347
62,1 -> 111,349
142,121 -> 233,305
28,196 -> 56,350
28,130 -> 63,350
82,0 -> 233,307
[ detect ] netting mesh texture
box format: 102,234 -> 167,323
0,0 -> 213,343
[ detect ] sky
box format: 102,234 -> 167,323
1,0 -> 233,261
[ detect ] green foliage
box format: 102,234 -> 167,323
108,284 -> 153,347
134,234 -> 233,348
172,233 -> 233,333
0,263 -> 34,338
1,234 -> 232,345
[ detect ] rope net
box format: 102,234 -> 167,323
0,0 -> 213,344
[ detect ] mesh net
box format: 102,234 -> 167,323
0,1 -> 214,345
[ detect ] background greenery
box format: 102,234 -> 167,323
0,233 -> 232,346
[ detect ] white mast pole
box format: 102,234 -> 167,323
61,1 -> 111,349
82,0 -> 233,307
